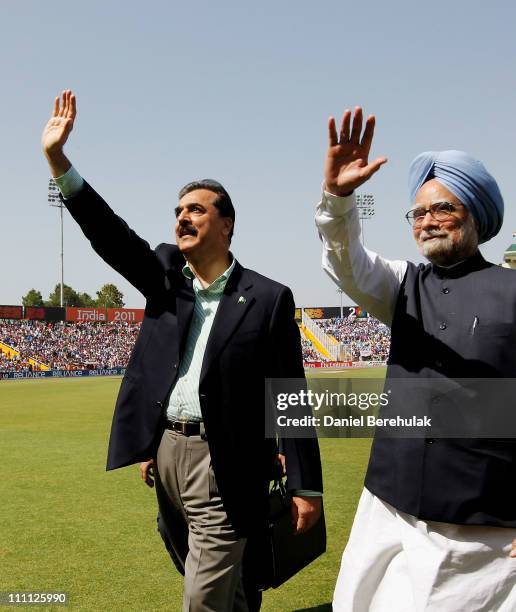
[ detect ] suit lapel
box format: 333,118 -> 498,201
175,277 -> 196,361
200,262 -> 254,383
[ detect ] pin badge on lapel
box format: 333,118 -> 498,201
238,296 -> 246,304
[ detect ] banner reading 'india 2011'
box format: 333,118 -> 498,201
65,307 -> 144,323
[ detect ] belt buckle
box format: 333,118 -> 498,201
177,419 -> 188,435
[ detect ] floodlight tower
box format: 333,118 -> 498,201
336,288 -> 344,319
355,193 -> 375,245
48,178 -> 64,307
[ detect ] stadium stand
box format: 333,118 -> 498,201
0,320 -> 139,370
0,350 -> 33,372
301,337 -> 329,363
0,313 -> 391,372
315,317 -> 390,362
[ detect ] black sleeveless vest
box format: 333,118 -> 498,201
365,251 -> 516,527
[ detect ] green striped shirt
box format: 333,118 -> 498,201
166,258 -> 236,422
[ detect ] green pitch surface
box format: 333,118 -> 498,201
306,365 -> 387,379
0,372 -> 381,611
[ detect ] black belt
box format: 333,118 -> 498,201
164,419 -> 203,436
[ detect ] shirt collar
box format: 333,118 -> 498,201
182,255 -> 236,295
431,250 -> 489,279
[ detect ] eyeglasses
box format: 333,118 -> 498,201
405,201 -> 459,227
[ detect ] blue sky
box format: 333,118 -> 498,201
2,0 -> 515,308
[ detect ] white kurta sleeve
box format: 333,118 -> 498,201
315,190 -> 407,327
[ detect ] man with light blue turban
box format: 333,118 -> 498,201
408,149 -> 504,244
315,108 -> 516,611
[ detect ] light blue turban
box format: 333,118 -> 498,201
408,150 -> 504,243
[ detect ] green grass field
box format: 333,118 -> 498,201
0,370 -> 384,611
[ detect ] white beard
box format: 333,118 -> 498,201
417,215 -> 478,266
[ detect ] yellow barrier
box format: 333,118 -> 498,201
28,357 -> 50,371
300,324 -> 332,359
0,341 -> 18,359
326,333 -> 339,345
0,342 -> 50,371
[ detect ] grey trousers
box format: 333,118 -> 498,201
155,429 -> 249,612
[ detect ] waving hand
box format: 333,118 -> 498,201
324,107 -> 387,197
42,90 -> 76,177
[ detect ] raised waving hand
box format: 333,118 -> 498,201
324,107 -> 387,197
42,90 -> 76,177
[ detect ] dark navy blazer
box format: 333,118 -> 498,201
63,182 -> 323,536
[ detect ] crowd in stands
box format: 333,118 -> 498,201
0,350 -> 33,372
0,320 -> 139,370
315,317 -> 390,362
301,338 -> 328,363
0,315 -> 390,372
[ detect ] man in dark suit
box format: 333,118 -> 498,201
42,90 -> 323,611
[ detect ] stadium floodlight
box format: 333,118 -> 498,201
48,178 -> 65,307
336,288 -> 344,319
356,193 -> 375,245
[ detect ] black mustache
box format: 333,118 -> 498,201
179,225 -> 198,237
